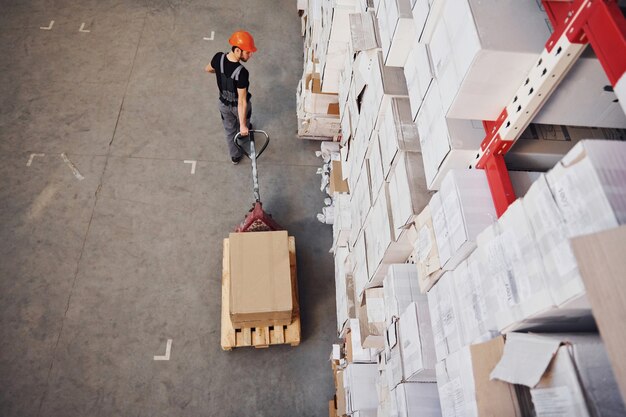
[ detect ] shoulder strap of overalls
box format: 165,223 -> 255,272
220,52 -> 244,81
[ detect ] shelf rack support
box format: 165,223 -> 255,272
473,0 -> 626,217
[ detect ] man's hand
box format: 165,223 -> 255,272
239,125 -> 249,137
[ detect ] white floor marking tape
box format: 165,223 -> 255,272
79,23 -> 90,33
40,20 -> 54,30
184,160 -> 197,174
60,153 -> 85,180
203,31 -> 215,41
153,339 -> 172,361
26,153 -> 45,167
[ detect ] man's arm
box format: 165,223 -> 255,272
237,87 -> 249,136
205,63 -> 215,73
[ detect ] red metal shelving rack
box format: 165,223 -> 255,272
473,0 -> 626,216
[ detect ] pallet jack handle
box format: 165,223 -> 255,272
234,130 -> 269,203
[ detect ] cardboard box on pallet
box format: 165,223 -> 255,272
229,231 -> 293,328
572,225 -> 626,402
436,336 -> 522,417
413,205 -> 444,293
429,0 -> 625,128
491,333 -> 626,417
393,382 -> 441,417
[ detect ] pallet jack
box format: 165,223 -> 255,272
232,130 -> 284,232
220,131 -> 301,350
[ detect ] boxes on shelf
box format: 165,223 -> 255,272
346,318 -> 378,364
546,140 -> 626,242
357,287 -> 386,349
330,160 -> 349,194
366,134 -> 385,204
413,205 -> 444,293
344,363 -> 379,415
432,169 -> 496,271
428,0 -> 625,127
349,11 -> 380,53
332,193 -> 351,250
415,82 -> 485,190
393,382 -> 441,417
382,264 -> 422,324
398,301 -> 437,382
335,246 -> 356,338
387,151 -> 431,243
404,40 -> 433,120
427,272 -> 463,362
491,333 -> 626,417
364,186 -> 414,289
378,0 -> 415,67
506,125 -> 626,172
229,231 -> 293,328
452,252 -> 499,347
436,336 -> 522,417
378,97 -> 420,180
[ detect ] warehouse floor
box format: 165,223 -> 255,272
0,1 -> 336,416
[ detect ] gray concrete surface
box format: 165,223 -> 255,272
0,1 -> 337,416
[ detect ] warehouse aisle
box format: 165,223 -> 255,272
0,1 -> 336,416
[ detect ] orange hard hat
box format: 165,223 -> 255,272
229,30 -> 257,52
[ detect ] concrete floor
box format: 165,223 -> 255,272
0,1 -> 337,416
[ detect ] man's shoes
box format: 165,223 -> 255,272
231,155 -> 243,165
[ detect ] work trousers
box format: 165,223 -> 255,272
218,100 -> 252,159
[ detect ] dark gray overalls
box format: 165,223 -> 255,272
218,52 -> 252,159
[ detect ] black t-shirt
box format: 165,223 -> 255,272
211,52 -> 251,104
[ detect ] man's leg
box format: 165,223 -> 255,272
218,101 -> 243,160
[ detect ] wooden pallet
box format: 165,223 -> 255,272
221,236 -> 301,350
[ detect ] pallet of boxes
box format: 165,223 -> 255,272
221,231 -> 301,350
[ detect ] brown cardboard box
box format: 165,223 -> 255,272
436,336 -> 522,416
336,370 -> 347,416
491,333 -> 626,416
229,231 -> 293,327
329,399 -> 337,417
330,160 -> 349,194
357,288 -> 386,349
572,225 -> 626,403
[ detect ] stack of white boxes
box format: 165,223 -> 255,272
312,1 -> 626,415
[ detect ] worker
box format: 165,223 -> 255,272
205,30 -> 257,165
